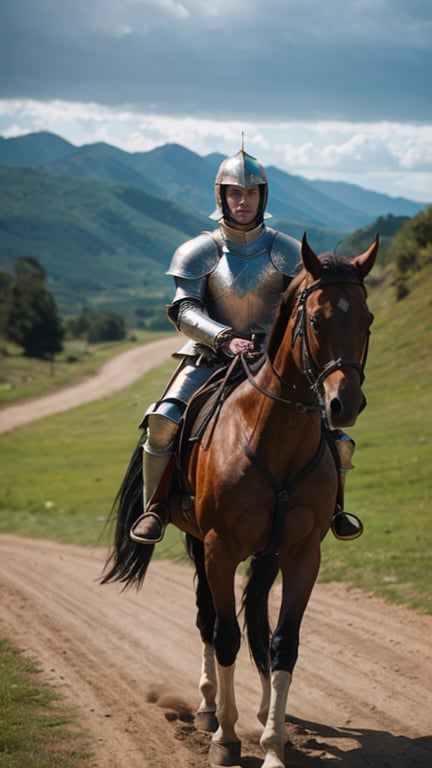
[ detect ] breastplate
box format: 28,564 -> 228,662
205,235 -> 286,336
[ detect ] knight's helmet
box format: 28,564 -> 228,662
210,142 -> 269,224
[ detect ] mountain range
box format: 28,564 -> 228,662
0,131 -> 428,319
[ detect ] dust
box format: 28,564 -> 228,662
146,684 -> 195,722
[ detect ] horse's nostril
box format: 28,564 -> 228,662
330,398 -> 342,416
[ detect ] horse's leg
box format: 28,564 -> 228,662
185,535 -> 218,732
196,641 -> 218,732
195,557 -> 219,733
209,661 -> 241,766
242,553 -> 280,727
260,539 -> 321,768
258,671 -> 272,726
205,539 -> 242,766
260,670 -> 292,768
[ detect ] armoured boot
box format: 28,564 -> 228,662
129,445 -> 172,544
330,431 -> 364,541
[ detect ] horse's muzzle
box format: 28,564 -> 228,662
327,390 -> 367,428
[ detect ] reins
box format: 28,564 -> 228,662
239,353 -> 320,413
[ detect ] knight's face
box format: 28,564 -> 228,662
225,185 -> 260,227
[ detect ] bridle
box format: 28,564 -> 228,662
240,270 -> 370,411
292,274 -> 371,397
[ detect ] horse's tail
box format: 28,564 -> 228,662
242,553 -> 279,675
101,436 -> 154,589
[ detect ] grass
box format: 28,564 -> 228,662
0,356 -> 177,543
0,638 -> 91,768
0,330 -> 171,408
320,267 -> 432,611
0,271 -> 431,613
0,265 -> 430,765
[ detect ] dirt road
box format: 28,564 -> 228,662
0,335 -> 180,434
0,536 -> 431,767
1,340 -> 431,766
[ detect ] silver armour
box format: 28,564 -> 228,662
145,223 -> 300,431
168,226 -> 300,346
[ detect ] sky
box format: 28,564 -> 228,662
1,0 -> 431,203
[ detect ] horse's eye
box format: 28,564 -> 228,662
310,315 -> 320,331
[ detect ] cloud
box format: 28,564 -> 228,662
1,1 -> 431,201
0,99 -> 431,201
1,0 -> 431,121
277,123 -> 432,174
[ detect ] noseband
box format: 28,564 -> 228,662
291,273 -> 370,396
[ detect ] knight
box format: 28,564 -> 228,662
130,145 -> 362,544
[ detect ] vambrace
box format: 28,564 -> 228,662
168,299 -> 232,352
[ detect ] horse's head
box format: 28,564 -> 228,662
292,233 -> 378,427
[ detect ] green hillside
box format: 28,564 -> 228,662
0,134 -> 428,325
319,253 -> 432,611
0,164 -> 353,319
0,154 -> 429,333
0,166 -> 210,315
336,213 -> 411,264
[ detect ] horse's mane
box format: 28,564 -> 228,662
266,267 -> 303,362
267,253 -> 358,362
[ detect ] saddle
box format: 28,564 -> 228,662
176,355 -> 249,467
150,355 -> 264,520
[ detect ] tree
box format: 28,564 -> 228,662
4,257 -> 64,358
14,255 -> 46,282
64,306 -> 92,339
391,206 -> 432,300
0,269 -> 13,336
394,206 -> 432,278
86,310 -> 126,343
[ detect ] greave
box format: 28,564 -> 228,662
333,430 -> 355,496
334,431 -> 355,470
142,442 -> 172,512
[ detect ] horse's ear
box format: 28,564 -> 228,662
301,232 -> 321,279
352,234 -> 379,279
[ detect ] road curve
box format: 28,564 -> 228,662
0,335 -> 180,434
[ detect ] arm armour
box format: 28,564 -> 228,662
166,231 -> 230,351
167,299 -> 231,352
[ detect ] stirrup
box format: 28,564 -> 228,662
130,508 -> 166,544
331,511 -> 364,541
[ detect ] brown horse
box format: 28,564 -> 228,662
103,233 -> 378,768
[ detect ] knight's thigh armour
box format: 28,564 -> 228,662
143,360 -> 219,455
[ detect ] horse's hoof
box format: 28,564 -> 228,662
209,739 -> 241,766
262,749 -> 285,768
195,709 -> 218,733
